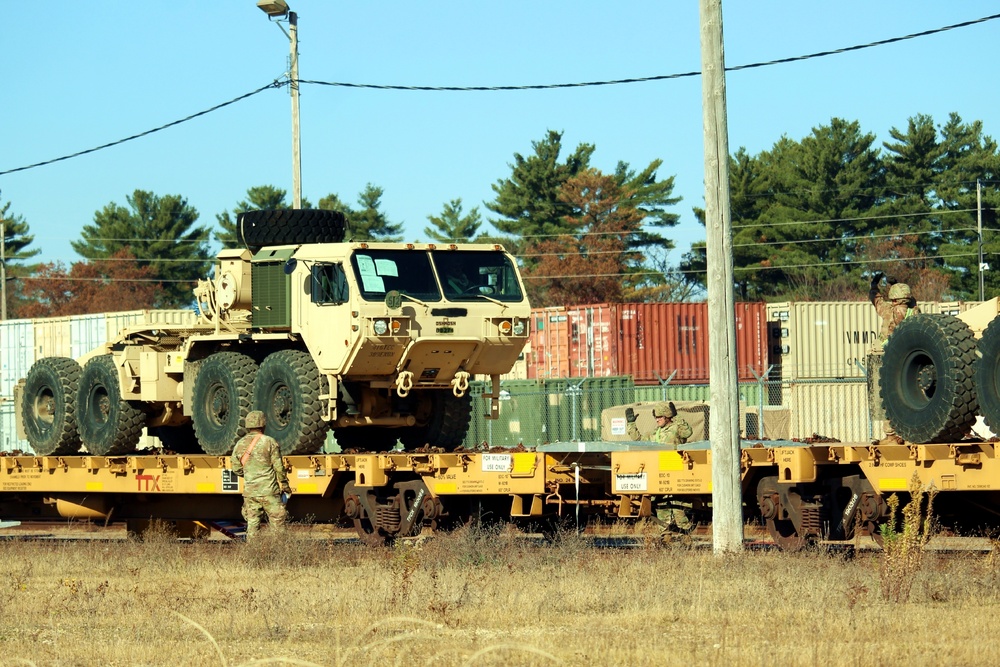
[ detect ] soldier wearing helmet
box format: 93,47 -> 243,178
624,402 -> 693,447
869,272 -> 919,346
230,410 -> 292,541
868,272 -> 920,446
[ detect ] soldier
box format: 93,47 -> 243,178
869,272 -> 920,346
868,272 -> 920,445
230,410 -> 292,541
625,402 -> 693,447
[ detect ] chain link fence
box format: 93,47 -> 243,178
463,373 -> 876,449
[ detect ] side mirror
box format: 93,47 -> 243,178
283,258 -> 298,275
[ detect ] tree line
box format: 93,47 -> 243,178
1,113 -> 998,318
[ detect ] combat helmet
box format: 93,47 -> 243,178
652,402 -> 677,419
245,410 -> 266,429
888,283 -> 911,300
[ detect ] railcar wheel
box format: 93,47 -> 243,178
399,390 -> 472,451
757,476 -> 806,552
975,318 -> 1000,435
880,314 -> 977,444
191,352 -> 258,456
77,355 -> 145,456
254,350 -> 328,455
237,209 -> 347,251
21,357 -> 82,456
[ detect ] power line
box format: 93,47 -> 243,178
0,81 -> 283,177
300,13 -> 1000,92
2,14 -> 997,176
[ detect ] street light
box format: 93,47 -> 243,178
257,0 -> 302,209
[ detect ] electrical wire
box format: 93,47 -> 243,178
2,14 -> 997,176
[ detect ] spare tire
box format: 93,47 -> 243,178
880,314 -> 978,443
237,209 -> 347,250
975,317 -> 1000,435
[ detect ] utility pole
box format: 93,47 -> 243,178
700,0 -> 743,553
289,10 -> 302,209
978,179 -> 985,301
257,0 -> 302,209
1,220 -> 6,321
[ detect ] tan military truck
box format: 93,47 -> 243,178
18,210 -> 531,457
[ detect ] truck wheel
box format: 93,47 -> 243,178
21,357 -> 82,456
237,209 -> 347,251
880,314 -> 978,444
254,350 -> 328,455
399,390 -> 473,451
192,352 -> 258,456
77,355 -> 145,456
975,318 -> 1000,435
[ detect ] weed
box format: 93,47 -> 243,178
878,471 -> 937,603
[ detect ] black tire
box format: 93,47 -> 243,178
880,314 -> 978,444
77,355 -> 145,456
975,318 -> 1000,435
237,209 -> 347,251
21,357 -> 82,456
399,390 -> 473,451
151,423 -> 200,454
191,352 -> 258,456
253,350 -> 329,455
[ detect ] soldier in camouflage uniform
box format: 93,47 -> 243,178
231,411 -> 292,540
868,272 -> 920,445
625,402 -> 693,448
625,402 -> 695,532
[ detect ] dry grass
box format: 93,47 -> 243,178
2,522 -> 1000,666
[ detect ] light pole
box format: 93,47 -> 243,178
257,0 -> 302,209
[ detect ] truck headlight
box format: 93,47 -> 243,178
512,319 -> 526,336
373,319 -> 389,336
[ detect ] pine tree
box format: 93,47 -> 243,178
71,189 -> 212,308
424,199 -> 482,243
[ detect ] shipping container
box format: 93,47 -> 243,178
528,307 -> 571,380
787,379 -> 872,443
33,316 -> 73,361
70,313 -> 107,359
528,302 -> 768,384
0,319 -> 33,400
767,300 -> 959,380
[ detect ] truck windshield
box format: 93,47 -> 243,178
432,251 -> 524,302
350,250 -> 443,302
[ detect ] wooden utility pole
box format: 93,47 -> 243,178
699,0 -> 743,553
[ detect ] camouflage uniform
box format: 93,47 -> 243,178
626,402 -> 693,449
868,280 -> 920,442
231,422 -> 290,540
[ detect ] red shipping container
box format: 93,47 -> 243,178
528,307 -> 571,380
566,304 -> 620,378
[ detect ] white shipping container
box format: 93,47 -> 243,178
0,403 -> 27,452
1,319 -> 34,400
787,380 -> 874,443
70,313 -> 107,359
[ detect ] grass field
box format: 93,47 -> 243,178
2,523 -> 1000,666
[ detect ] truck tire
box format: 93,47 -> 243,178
192,352 -> 258,456
21,357 -> 82,456
254,350 -> 328,455
237,209 -> 347,251
77,355 -> 145,456
880,314 -> 978,443
975,318 -> 1000,435
399,390 -> 473,451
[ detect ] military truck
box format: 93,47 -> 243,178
877,298 -> 1000,443
17,210 -> 531,457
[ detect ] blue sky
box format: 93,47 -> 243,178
3,2 -> 999,268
